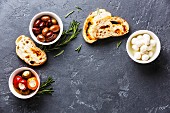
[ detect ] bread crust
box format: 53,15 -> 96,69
82,9 -> 111,43
16,35 -> 47,66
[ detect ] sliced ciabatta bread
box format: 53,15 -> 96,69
83,9 -> 111,43
83,9 -> 130,43
16,35 -> 47,66
92,16 -> 129,39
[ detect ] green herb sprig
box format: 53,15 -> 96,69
65,11 -> 75,18
75,44 -> 82,53
117,41 -> 122,48
39,20 -> 81,57
37,77 -> 55,95
75,6 -> 82,11
97,8 -> 100,15
54,50 -> 64,57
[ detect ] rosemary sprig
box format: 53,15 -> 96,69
65,10 -> 75,18
57,20 -> 81,47
39,20 -> 81,57
117,41 -> 122,48
39,77 -> 54,90
75,6 -> 82,11
37,88 -> 54,95
37,77 -> 55,95
54,50 -> 64,57
75,44 -> 82,53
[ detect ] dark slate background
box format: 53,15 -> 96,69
0,0 -> 170,113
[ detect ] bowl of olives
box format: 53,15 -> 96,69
9,67 -> 40,99
29,11 -> 63,45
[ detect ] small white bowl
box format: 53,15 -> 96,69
126,30 -> 161,64
29,11 -> 63,45
9,67 -> 40,99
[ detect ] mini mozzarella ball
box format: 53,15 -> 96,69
150,39 -> 156,47
132,45 -> 139,51
142,54 -> 149,61
143,38 -> 150,45
131,38 -> 138,45
143,34 -> 150,41
148,51 -> 154,57
147,45 -> 152,51
134,52 -> 141,60
137,35 -> 143,40
136,40 -> 143,47
140,45 -> 148,53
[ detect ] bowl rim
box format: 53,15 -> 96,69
8,67 -> 40,99
126,30 -> 161,64
29,11 -> 63,45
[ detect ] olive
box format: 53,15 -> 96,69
22,71 -> 32,79
39,22 -> 45,29
41,16 -> 50,21
33,19 -> 41,27
42,27 -> 49,36
32,28 -> 41,35
37,34 -> 45,42
46,33 -> 58,42
46,19 -> 52,27
46,31 -> 53,38
49,25 -> 60,33
52,18 -> 57,25
20,89 -> 30,95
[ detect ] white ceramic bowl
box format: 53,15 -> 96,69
29,11 -> 63,45
126,30 -> 161,64
9,67 -> 40,99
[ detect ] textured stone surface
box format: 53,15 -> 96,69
0,0 -> 170,113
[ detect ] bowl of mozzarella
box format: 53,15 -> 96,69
126,30 -> 161,64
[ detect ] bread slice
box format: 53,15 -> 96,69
92,16 -> 129,39
82,9 -> 111,43
16,35 -> 47,66
83,9 -> 130,43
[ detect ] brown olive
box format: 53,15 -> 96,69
52,18 -> 57,25
46,19 -> 52,27
32,28 -> 41,35
22,71 -> 32,79
46,31 -> 53,38
39,22 -> 45,29
49,25 -> 60,32
41,16 -> 50,22
37,34 -> 45,42
46,33 -> 58,42
33,19 -> 41,27
42,27 -> 49,36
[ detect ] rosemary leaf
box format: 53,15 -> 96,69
117,41 -> 122,48
54,50 -> 64,57
37,77 -> 55,95
65,10 -> 75,18
39,77 -> 55,90
37,88 -> 54,95
75,6 -> 82,11
75,44 -> 82,53
97,8 -> 100,15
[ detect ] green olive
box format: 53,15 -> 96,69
22,71 -> 32,79
52,18 -> 57,25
